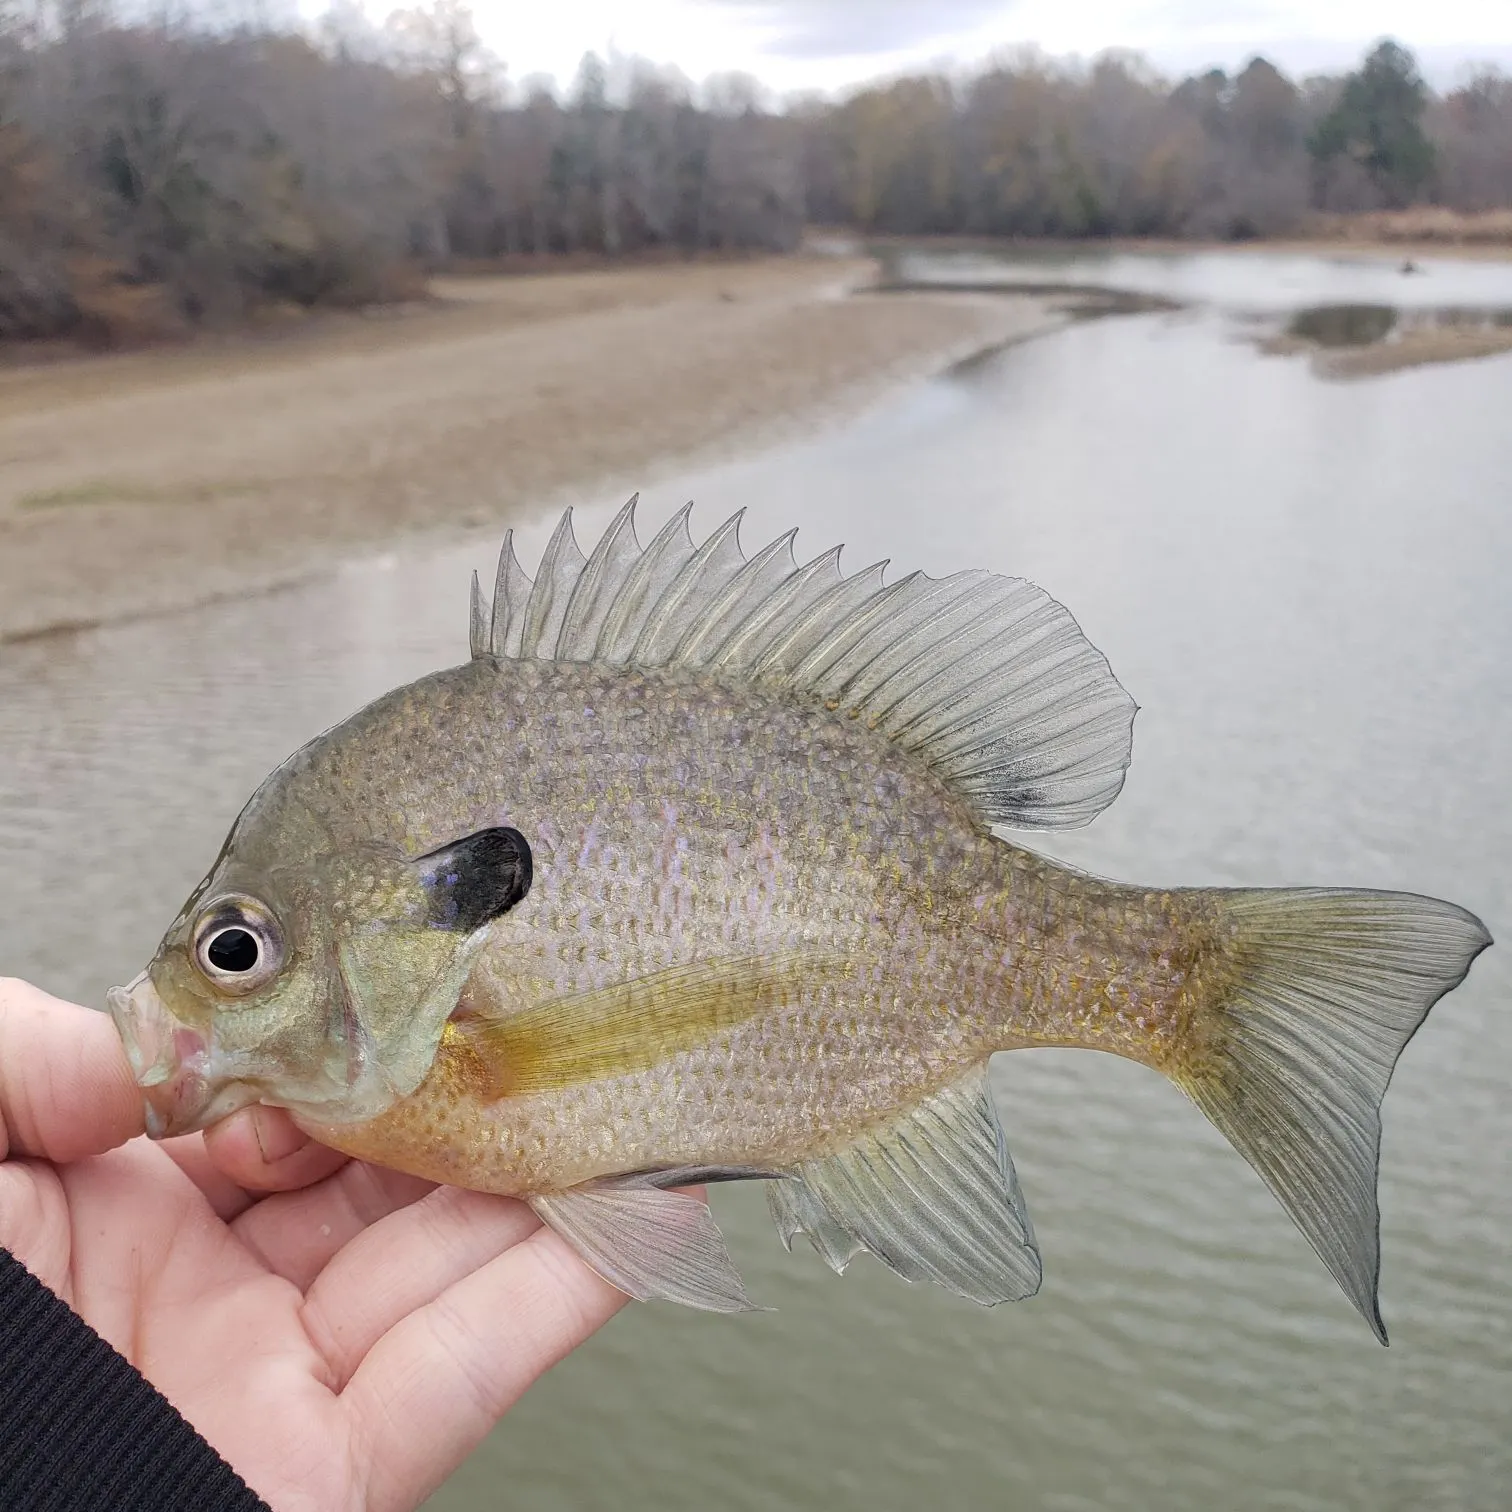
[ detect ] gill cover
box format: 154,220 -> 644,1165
327,825 -> 532,1121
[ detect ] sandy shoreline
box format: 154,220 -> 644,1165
0,257 -> 1069,643
1260,323 -> 1512,378
7,239 -> 1506,642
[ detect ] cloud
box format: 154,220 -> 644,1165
707,0 -> 1018,60
1127,0 -> 1296,33
472,0 -> 1512,98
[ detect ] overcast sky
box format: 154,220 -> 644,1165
474,0 -> 1512,95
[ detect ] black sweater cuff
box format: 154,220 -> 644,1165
0,1247 -> 271,1511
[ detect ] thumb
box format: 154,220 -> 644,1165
0,978 -> 145,1164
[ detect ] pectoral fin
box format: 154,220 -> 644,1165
451,950 -> 848,1098
774,1067 -> 1042,1305
531,1182 -> 760,1313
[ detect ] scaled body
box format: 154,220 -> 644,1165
297,656 -> 1195,1195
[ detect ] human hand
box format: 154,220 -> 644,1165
0,977 -> 627,1512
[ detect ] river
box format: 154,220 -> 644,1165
1,247 -> 1509,1510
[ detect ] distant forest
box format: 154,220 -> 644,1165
3,1 -> 1511,343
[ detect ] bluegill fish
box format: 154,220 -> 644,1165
109,501 -> 1490,1339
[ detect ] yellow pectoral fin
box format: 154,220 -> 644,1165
446,950 -> 851,1100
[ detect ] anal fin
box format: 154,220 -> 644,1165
531,1180 -> 760,1313
773,1068 -> 1042,1306
769,1176 -> 864,1272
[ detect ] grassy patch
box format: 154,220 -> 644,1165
18,478 -> 267,510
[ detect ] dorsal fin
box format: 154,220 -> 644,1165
469,501 -> 1136,831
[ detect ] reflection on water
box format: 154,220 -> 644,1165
1287,302 -> 1512,349
1,252 -> 1509,1512
1288,303 -> 1399,347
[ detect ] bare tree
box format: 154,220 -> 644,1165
1433,69 -> 1512,210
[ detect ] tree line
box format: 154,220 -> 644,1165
806,41 -> 1510,239
1,4 -> 1509,344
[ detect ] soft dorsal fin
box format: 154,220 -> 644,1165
470,501 -> 1136,831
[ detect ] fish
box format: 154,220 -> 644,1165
108,499 -> 1491,1340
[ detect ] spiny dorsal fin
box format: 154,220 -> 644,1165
469,501 -> 1136,831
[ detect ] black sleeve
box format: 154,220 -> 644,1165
0,1248 -> 271,1512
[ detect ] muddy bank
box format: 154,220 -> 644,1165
859,229 -> 1512,263
0,257 -> 1067,642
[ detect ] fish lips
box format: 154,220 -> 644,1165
106,972 -> 261,1137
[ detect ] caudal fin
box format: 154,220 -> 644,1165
1180,888 -> 1490,1344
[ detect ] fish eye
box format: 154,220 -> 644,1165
207,928 -> 259,973
192,897 -> 283,994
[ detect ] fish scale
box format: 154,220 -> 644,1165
108,501 -> 1490,1336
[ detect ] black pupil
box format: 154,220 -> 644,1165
207,927 -> 259,973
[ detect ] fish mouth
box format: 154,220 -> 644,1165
106,972 -> 260,1138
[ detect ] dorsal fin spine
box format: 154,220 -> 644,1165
672,528 -> 801,668
788,572 -> 925,693
595,502 -> 697,662
557,496 -> 642,660
747,561 -> 890,681
520,509 -> 587,660
469,570 -> 489,659
705,545 -> 845,673
631,507 -> 748,665
489,530 -> 533,658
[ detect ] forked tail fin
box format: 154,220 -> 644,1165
1179,888 -> 1490,1344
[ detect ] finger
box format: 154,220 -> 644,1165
302,1184 -> 539,1385
159,1111 -> 346,1223
159,1134 -> 260,1222
203,1107 -> 350,1192
233,1159 -> 436,1293
345,1225 -> 628,1512
0,978 -> 144,1162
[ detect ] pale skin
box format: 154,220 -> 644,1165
0,976 -> 630,1512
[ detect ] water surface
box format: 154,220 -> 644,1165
890,241 -> 1512,311
1,250 -> 1508,1511
893,243 -> 1512,363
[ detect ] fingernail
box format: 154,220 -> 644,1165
252,1105 -> 308,1164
